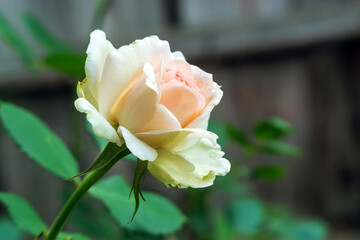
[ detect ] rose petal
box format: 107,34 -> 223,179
118,126 -> 157,162
135,128 -> 217,149
172,51 -> 186,61
98,36 -> 173,123
113,62 -> 181,133
186,65 -> 223,129
77,79 -> 99,109
74,98 -> 122,146
85,30 -> 115,102
160,81 -> 206,127
147,130 -> 231,188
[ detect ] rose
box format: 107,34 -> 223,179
75,30 -> 230,188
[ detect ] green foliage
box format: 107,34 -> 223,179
58,232 -> 92,240
0,102 -> 79,179
228,198 -> 265,237
22,12 -> 70,53
0,193 -> 47,236
254,117 -> 293,141
43,53 -> 86,78
252,164 -> 287,181
0,193 -> 91,240
0,217 -> 24,240
283,220 -> 328,240
267,210 -> 328,240
261,141 -> 301,157
90,175 -> 186,235
0,12 -> 34,65
208,120 -> 229,148
226,123 -> 251,147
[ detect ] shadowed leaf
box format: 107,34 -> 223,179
22,12 -> 70,53
90,175 -> 186,234
0,102 -> 78,179
0,193 -> 46,236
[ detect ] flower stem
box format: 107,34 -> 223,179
45,144 -> 130,240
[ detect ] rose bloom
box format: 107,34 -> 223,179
75,30 -> 230,188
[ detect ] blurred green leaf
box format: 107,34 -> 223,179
212,210 -> 234,240
252,164 -> 287,180
0,217 -> 24,240
22,12 -> 69,53
43,53 -> 86,77
0,12 -> 33,65
285,220 -> 328,240
90,175 -> 186,234
254,117 -> 293,141
262,141 -> 301,157
0,193 -> 46,236
269,218 -> 328,240
0,102 -> 79,179
58,232 -> 91,240
229,198 -> 265,237
225,124 -> 254,154
208,120 -> 229,148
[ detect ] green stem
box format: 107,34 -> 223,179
45,145 -> 130,240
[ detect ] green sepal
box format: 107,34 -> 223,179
129,159 -> 148,223
67,143 -> 130,180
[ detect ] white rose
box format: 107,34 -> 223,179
75,30 -> 230,188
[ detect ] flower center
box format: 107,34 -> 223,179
162,66 -> 200,90
159,62 -> 206,128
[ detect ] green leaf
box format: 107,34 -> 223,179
90,175 -> 186,234
42,53 -> 86,77
212,210 -> 234,240
285,220 -> 328,240
254,117 -> 293,140
58,232 -> 91,240
228,198 -> 265,237
225,124 -> 254,154
0,193 -> 46,236
208,120 -> 229,148
0,12 -> 33,65
0,217 -> 24,240
68,142 -> 129,180
269,218 -> 328,240
0,102 -> 78,179
22,12 -> 69,53
262,141 -> 301,157
252,164 -> 287,180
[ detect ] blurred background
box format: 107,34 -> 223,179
0,0 -> 360,239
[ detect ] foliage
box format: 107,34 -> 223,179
0,102 -> 186,239
0,102 -> 79,180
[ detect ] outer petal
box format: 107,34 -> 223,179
160,82 -> 206,127
85,30 -> 115,102
114,62 -> 181,133
143,129 -> 230,188
77,79 -> 98,109
186,66 -> 223,129
118,126 -> 157,162
74,98 -> 122,146
98,36 -> 173,123
172,51 -> 186,61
